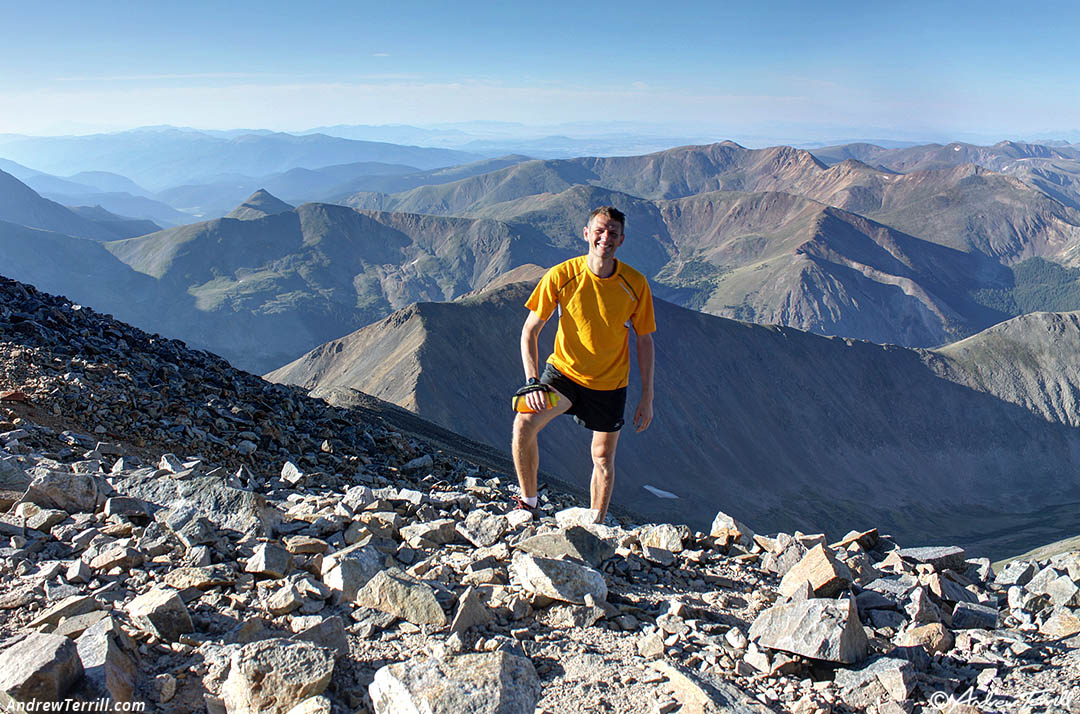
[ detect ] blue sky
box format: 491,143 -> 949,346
2,0 -> 1077,141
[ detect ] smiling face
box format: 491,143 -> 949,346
584,214 -> 625,260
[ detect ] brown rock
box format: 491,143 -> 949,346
895,622 -> 954,654
778,544 -> 853,598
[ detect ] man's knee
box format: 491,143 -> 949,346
513,412 -> 544,440
591,442 -> 616,471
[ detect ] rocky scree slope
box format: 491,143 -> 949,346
0,275 -> 1076,712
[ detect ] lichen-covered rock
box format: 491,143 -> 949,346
369,651 -> 540,714
221,639 -> 334,714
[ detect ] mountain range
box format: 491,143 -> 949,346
3,136 -> 1080,371
4,131 -> 1080,556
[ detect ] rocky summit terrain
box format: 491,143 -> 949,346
1,274 -> 1079,714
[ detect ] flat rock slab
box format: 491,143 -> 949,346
650,659 -> 774,714
749,596 -> 869,665
0,632 -> 84,705
164,564 -> 237,590
554,507 -> 600,529
951,601 -> 999,630
400,519 -> 459,548
0,456 -> 30,491
27,594 -> 101,629
1041,608 -> 1080,638
222,638 -> 334,714
510,551 -> 607,605
514,526 -> 615,568
355,568 -> 447,627
896,546 -> 966,572
369,651 -> 540,714
113,468 -> 279,535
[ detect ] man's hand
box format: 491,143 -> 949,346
525,385 -> 550,412
515,379 -> 551,412
633,396 -> 653,432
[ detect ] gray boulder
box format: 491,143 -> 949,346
514,526 -> 614,567
221,639 -> 334,714
510,551 -> 607,605
369,651 -> 540,714
22,471 -> 103,513
113,467 -> 280,535
749,596 -> 869,665
74,617 -> 138,703
126,588 -> 193,642
355,568 -> 447,627
0,633 -> 84,706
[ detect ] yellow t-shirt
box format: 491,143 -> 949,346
526,256 -> 656,390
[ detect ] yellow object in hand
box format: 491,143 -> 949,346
512,390 -> 560,413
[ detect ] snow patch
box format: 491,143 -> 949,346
643,485 -> 679,499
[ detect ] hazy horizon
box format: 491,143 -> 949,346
2,0 -> 1078,145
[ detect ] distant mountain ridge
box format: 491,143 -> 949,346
0,127 -> 482,190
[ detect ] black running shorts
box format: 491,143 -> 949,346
540,363 -> 626,432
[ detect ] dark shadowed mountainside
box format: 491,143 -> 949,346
267,281 -> 1080,559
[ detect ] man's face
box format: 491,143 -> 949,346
584,215 -> 624,258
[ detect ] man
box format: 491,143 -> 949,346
511,206 -> 656,523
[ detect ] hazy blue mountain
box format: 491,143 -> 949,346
0,169 -> 117,240
66,170 -> 152,196
153,161 -> 422,218
0,126 -> 482,191
42,190 -> 193,228
66,205 -> 161,239
321,155 -> 532,201
267,280 -> 1080,558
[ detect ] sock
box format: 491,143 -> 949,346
522,495 -> 537,507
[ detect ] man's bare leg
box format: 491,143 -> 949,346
512,390 -> 571,500
589,429 -> 621,523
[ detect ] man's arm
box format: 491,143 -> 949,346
520,311 -> 550,411
633,332 -> 654,432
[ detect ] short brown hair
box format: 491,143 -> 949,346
587,206 -> 625,230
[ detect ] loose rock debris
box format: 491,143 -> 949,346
0,274 -> 1078,713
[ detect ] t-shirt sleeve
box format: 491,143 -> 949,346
525,269 -> 559,321
631,278 -> 656,335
